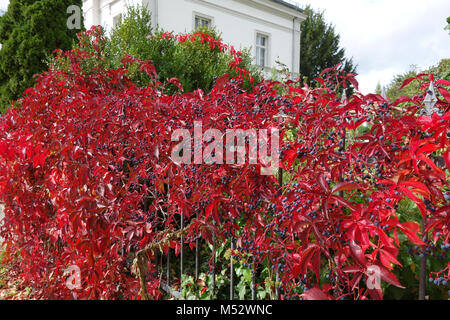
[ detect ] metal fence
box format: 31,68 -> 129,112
133,169 -> 286,301
133,215 -> 274,300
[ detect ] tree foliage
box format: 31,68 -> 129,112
52,4 -> 259,95
0,0 -> 83,112
386,59 -> 450,101
300,5 -> 357,89
375,82 -> 382,95
109,5 -> 259,93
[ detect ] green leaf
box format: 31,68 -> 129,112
257,289 -> 267,300
243,268 -> 252,283
238,283 -> 247,300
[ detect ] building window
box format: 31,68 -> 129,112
195,15 -> 211,29
256,33 -> 268,67
113,14 -> 122,28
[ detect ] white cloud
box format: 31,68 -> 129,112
0,0 -> 8,11
297,0 -> 450,94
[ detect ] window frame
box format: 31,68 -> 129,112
112,13 -> 122,28
255,31 -> 270,68
192,12 -> 214,30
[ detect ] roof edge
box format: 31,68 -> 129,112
269,0 -> 304,14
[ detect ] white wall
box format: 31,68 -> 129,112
82,0 -> 305,76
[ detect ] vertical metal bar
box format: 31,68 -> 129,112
251,262 -> 256,300
275,267 -> 280,299
166,249 -> 170,286
195,239 -> 199,279
211,233 -> 216,295
276,163 -> 283,300
419,216 -> 428,300
154,249 -> 158,277
180,211 -> 184,277
339,128 -> 346,198
158,249 -> 164,292
195,213 -> 199,280
230,239 -> 234,300
276,164 -> 283,300
278,168 -> 283,194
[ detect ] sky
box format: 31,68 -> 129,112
298,0 -> 450,93
0,0 -> 6,13
0,0 -> 449,94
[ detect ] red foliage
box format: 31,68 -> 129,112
0,27 -> 448,299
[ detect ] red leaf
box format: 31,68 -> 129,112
350,272 -> 363,291
400,77 -> 416,89
400,181 -> 430,195
379,249 -> 402,267
205,201 -> 215,219
378,266 -> 405,288
348,76 -> 359,91
436,79 -> 450,87
443,150 -> 450,170
317,175 -> 329,193
320,66 -> 335,76
376,179 -> 395,186
392,95 -> 412,106
331,182 -> 359,194
167,77 -> 184,92
285,149 -> 298,168
298,244 -> 319,276
401,221 -> 420,233
349,240 -> 367,267
330,195 -> 357,212
399,225 -> 426,246
399,186 -> 426,217
398,222 -> 426,246
418,154 -> 445,176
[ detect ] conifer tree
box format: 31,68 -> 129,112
0,0 -> 83,112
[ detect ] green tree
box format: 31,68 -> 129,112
375,82 -> 382,95
106,4 -> 258,93
385,65 -> 419,101
0,0 -> 83,112
386,59 -> 450,101
300,5 -> 356,87
445,16 -> 450,34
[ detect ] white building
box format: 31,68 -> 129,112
82,0 -> 306,77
